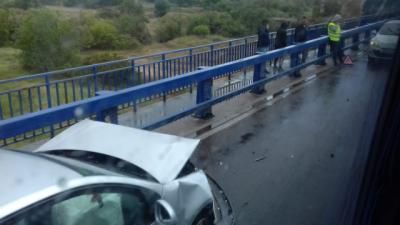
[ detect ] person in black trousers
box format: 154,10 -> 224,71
274,22 -> 288,72
293,17 -> 309,77
295,17 -> 309,63
257,19 -> 271,74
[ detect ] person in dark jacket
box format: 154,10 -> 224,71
257,19 -> 270,52
295,17 -> 309,63
292,17 -> 308,77
274,22 -> 288,71
257,19 -> 271,74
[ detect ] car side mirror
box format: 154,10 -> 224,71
155,200 -> 178,225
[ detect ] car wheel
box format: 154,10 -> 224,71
192,205 -> 215,225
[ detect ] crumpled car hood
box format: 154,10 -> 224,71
36,120 -> 200,184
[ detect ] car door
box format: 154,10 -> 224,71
3,185 -> 160,225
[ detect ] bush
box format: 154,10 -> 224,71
115,15 -> 151,44
17,9 -> 80,71
155,0 -> 170,17
191,25 -> 210,36
187,15 -> 208,34
187,12 -> 246,37
155,16 -> 182,42
85,20 -> 119,49
114,35 -> 141,50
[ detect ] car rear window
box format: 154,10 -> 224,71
379,23 -> 400,35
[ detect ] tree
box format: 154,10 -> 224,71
17,9 -> 80,71
0,9 -> 10,46
155,0 -> 170,17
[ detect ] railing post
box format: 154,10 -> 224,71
93,66 -> 98,92
189,49 -> 193,71
364,29 -> 371,42
95,91 -> 118,124
290,50 -> 301,77
44,74 -> 55,138
228,41 -> 233,81
250,51 -> 266,94
193,66 -> 214,119
352,32 -> 360,50
244,39 -> 248,77
189,49 -> 193,94
229,41 -> 233,62
131,59 -> 136,85
162,54 -> 167,102
210,45 -> 214,66
316,40 -> 327,66
131,59 -> 137,112
244,38 -> 249,57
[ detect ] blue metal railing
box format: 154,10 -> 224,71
0,20 -> 387,147
0,14 -> 386,122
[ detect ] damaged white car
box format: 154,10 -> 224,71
0,120 -> 233,225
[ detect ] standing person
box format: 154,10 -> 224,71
274,22 -> 288,72
292,17 -> 309,77
257,19 -> 271,74
295,16 -> 309,63
328,14 -> 343,66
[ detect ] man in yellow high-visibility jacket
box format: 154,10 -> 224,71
328,14 -> 343,66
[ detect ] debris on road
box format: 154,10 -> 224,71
255,156 -> 267,162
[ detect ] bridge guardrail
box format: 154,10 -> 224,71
0,20 -> 387,147
0,14 -> 390,123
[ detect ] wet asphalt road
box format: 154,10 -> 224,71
192,57 -> 391,225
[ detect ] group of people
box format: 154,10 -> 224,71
257,14 -> 344,76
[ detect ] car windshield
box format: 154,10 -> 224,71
379,22 -> 400,35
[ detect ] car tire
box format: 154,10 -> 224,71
192,204 -> 215,225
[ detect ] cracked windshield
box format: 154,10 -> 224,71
0,0 -> 399,225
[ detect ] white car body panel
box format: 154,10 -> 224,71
36,120 -> 200,184
162,171 -> 214,225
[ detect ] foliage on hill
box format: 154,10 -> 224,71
17,9 -> 80,70
0,0 -> 398,72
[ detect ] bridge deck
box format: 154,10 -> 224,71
191,54 -> 389,225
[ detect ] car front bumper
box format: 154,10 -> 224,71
368,47 -> 395,60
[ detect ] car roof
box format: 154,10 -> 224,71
386,20 -> 400,25
0,149 -> 83,208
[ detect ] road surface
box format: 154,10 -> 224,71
192,56 -> 390,225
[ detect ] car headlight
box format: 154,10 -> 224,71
370,39 -> 379,48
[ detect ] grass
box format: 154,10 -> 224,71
0,47 -> 28,80
80,35 -> 227,60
